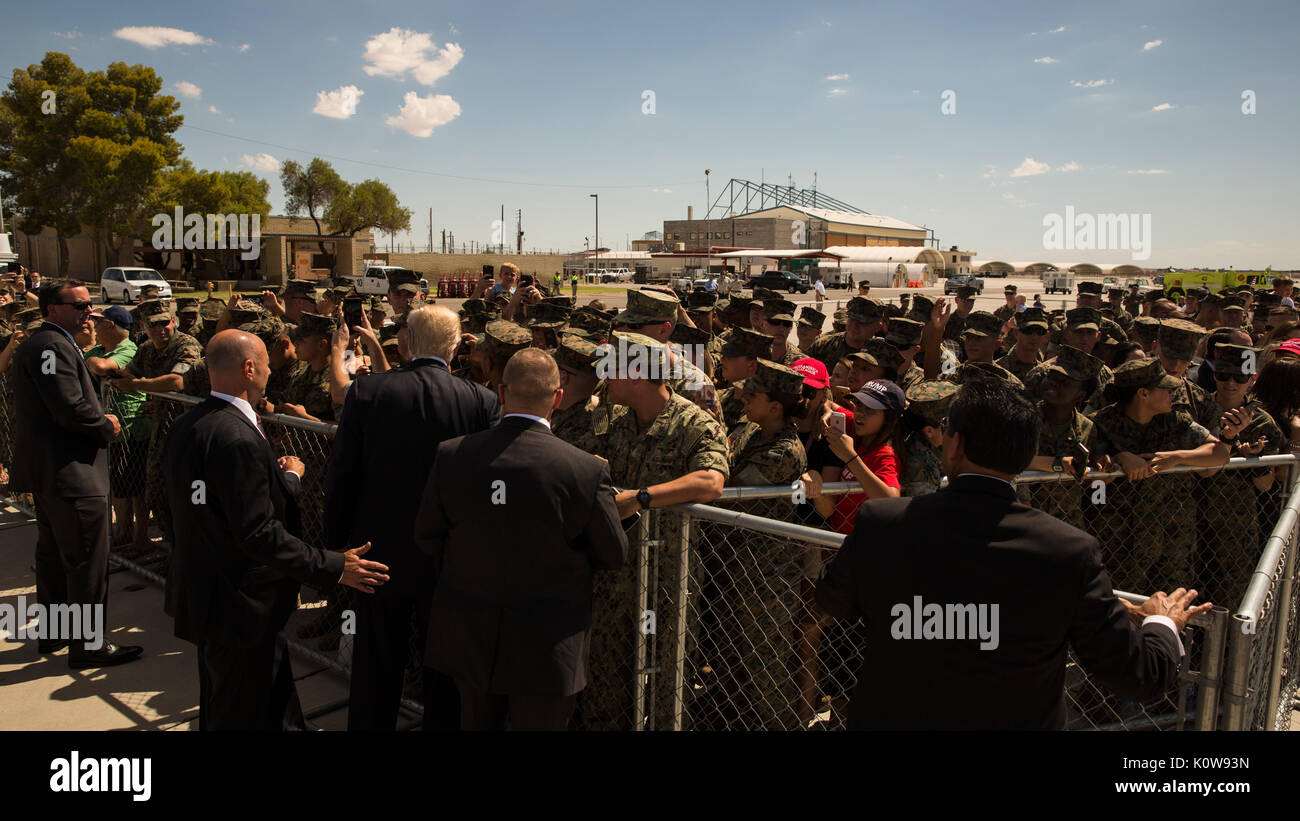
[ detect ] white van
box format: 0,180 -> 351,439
100,267 -> 172,303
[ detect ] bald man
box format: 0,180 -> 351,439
164,330 -> 389,730
415,349 -> 626,730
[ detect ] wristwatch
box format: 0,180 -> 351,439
636,488 -> 652,510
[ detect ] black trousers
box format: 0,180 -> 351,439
456,680 -> 577,731
32,492 -> 110,656
347,587 -> 459,731
197,631 -> 304,731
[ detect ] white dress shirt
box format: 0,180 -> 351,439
503,412 -> 551,429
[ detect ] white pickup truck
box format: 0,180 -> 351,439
339,265 -> 428,296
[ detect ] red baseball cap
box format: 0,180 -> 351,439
1275,339 -> 1300,358
791,357 -> 830,389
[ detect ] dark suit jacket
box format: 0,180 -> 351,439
324,357 -> 499,596
9,322 -> 116,497
415,415 -> 627,696
815,474 -> 1182,730
163,396 -> 345,647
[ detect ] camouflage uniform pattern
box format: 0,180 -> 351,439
804,332 -> 864,372
716,385 -> 748,431
995,346 -> 1044,382
283,362 -> 336,422
898,363 -> 925,392
1028,406 -> 1096,531
1088,405 -> 1213,595
899,432 -> 943,497
583,392 -> 730,730
551,396 -> 600,454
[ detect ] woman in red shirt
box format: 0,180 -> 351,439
825,380 -> 904,533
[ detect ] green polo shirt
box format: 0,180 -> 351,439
85,337 -> 148,441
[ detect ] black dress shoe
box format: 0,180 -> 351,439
37,640 -> 69,654
68,643 -> 144,669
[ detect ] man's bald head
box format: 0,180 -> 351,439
500,348 -> 562,418
207,329 -> 270,398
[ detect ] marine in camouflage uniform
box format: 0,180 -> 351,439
1023,346 -> 1104,531
1107,288 -> 1136,336
282,313 -> 339,423
123,300 -> 203,547
706,359 -> 808,730
550,335 -> 602,454
898,381 -> 956,497
943,286 -> 978,342
991,285 -> 1019,324
713,327 -> 773,432
1195,344 -> 1283,610
803,297 -> 885,372
995,307 -> 1050,382
583,333 -> 730,731
758,298 -> 804,367
1023,307 -> 1113,412
1157,318 -> 1219,428
1088,359 -> 1216,595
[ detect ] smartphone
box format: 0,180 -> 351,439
828,410 -> 847,435
482,265 -> 494,277
343,296 -> 364,328
520,274 -> 535,289
1070,441 -> 1090,480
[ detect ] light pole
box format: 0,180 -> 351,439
589,193 -> 598,276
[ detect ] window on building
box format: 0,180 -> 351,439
722,232 -> 730,239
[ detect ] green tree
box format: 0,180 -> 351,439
281,158 -> 410,275
149,159 -> 271,278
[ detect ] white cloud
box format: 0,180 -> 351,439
1128,169 -> 1168,174
239,43 -> 250,52
362,27 -> 464,86
240,153 -> 279,172
1055,161 -> 1080,172
173,81 -> 201,99
911,89 -> 920,94
1034,56 -> 1058,64
51,31 -> 81,39
1150,102 -> 1175,112
1143,39 -> 1163,51
313,85 -> 364,119
826,88 -> 847,97
207,105 -> 220,114
113,26 -> 212,49
1011,157 -> 1050,177
825,73 -> 848,81
1070,78 -> 1112,88
651,188 -> 673,194
982,165 -> 999,179
1002,192 -> 1032,208
1048,26 -> 1065,33
385,91 -> 461,137
449,24 -> 460,35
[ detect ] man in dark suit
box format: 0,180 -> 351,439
164,329 -> 389,730
10,281 -> 141,667
325,305 -> 500,731
416,348 -> 627,730
815,377 -> 1212,730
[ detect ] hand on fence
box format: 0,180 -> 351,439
278,455 -> 305,476
105,413 -> 120,438
340,542 -> 390,593
1115,451 -> 1153,481
1122,588 -> 1214,632
1219,407 -> 1256,441
1235,436 -> 1268,457
278,402 -> 307,419
800,470 -> 824,499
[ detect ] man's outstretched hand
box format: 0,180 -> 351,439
340,542 -> 390,593
1121,587 -> 1214,632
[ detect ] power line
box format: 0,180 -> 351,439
182,123 -> 695,190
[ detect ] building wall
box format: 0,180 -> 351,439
663,216 -> 928,250
383,253 -> 570,281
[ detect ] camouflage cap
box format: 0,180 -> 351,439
586,299 -> 607,311
720,326 -> 774,359
570,306 -> 612,338
1143,288 -> 1166,303
368,296 -> 392,312
956,361 -> 1025,390
1099,323 -> 1128,345
1016,307 -> 1050,330
284,279 -> 318,296
229,300 -> 264,327
1045,345 -> 1104,383
479,319 -> 534,360
751,286 -> 781,301
762,298 -> 797,323
848,349 -> 880,367
554,335 -> 601,375
1220,295 -> 1247,311
199,298 -> 227,321
542,295 -> 575,308
1077,281 -> 1104,296
524,302 -> 571,329
669,322 -> 711,346
138,284 -> 164,299
1064,306 -> 1102,331
15,307 -> 43,331
961,311 -> 1003,338
293,312 -> 338,340
238,318 -> 287,349
1112,357 -> 1181,391
1107,287 -> 1126,298
175,297 -> 200,315
322,287 -> 352,303
862,336 -> 903,371
137,299 -> 172,322
379,323 -> 401,343
1003,284 -> 1018,294
381,335 -> 401,349
885,316 -> 924,346
743,358 -> 806,396
561,327 -> 591,339
883,304 -> 904,319
686,291 -> 718,311
1157,317 -> 1207,360
604,331 -> 670,376
845,297 -> 885,323
798,306 -> 826,329
905,380 -> 958,424
726,291 -> 754,313
955,285 -> 978,300
1212,343 -> 1258,377
615,288 -> 679,325
1131,315 -> 1161,343
907,294 -> 935,323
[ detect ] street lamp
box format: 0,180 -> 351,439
589,194 -> 598,278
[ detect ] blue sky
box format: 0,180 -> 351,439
6,0 -> 1299,268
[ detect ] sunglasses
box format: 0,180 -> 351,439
148,318 -> 172,328
1019,327 -> 1048,336
58,300 -> 93,311
939,416 -> 951,433
1214,373 -> 1251,384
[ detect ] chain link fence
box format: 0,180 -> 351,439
2,372 -> 1298,731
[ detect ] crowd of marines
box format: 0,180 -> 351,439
2,264 -> 1298,730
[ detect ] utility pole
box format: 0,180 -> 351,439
516,209 -> 523,254
428,207 -> 433,253
501,204 -> 505,254
590,194 -> 598,274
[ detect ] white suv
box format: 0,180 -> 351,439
100,267 -> 172,303
595,267 -> 634,283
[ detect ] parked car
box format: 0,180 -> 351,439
943,273 -> 984,296
594,267 -> 634,283
746,269 -> 810,294
100,267 -> 172,303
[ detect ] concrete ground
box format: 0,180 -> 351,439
0,502 -> 353,731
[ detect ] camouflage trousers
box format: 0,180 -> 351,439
578,511 -> 702,731
1088,475 -> 1195,595
145,407 -> 178,548
1195,473 -> 1268,613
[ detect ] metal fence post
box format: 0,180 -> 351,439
632,509 -> 652,732
1265,520 -> 1298,729
671,511 -> 692,731
1192,607 -> 1229,731
1220,617 -> 1255,731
